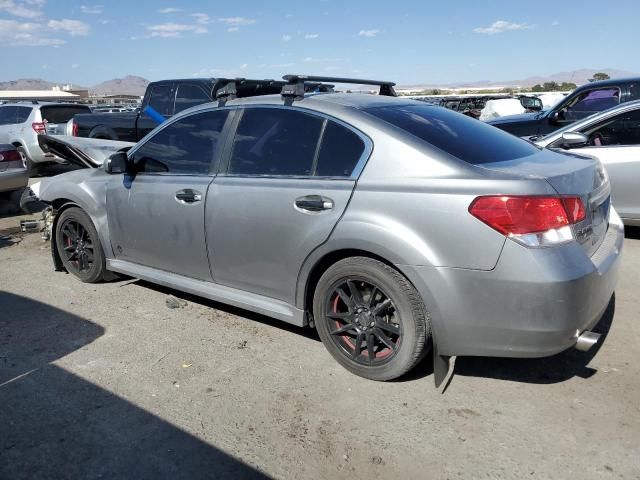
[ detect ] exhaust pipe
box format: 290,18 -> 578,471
575,331 -> 601,352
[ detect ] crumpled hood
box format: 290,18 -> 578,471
38,135 -> 134,168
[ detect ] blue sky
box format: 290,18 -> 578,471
0,0 -> 638,86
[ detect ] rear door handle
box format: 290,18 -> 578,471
175,189 -> 202,204
295,195 -> 334,213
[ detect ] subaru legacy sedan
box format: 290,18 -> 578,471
35,83 -> 623,382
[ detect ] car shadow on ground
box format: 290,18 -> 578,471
453,295 -> 616,385
0,291 -> 270,480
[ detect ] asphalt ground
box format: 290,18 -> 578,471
0,188 -> 639,479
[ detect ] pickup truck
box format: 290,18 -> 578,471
488,77 -> 640,137
70,78 -> 286,142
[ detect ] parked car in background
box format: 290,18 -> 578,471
436,94 -> 542,119
0,143 -> 28,199
534,99 -> 640,226
35,75 -> 622,384
70,78 -> 288,142
0,102 -> 91,174
489,77 -> 640,136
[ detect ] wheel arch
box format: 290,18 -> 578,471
49,199 -> 81,272
89,125 -> 118,140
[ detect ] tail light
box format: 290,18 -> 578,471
469,195 -> 586,247
71,121 -> 79,137
0,149 -> 22,162
32,122 -> 47,134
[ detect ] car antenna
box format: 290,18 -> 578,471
280,74 -> 397,105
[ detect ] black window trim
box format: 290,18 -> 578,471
126,107 -> 234,177
216,104 -> 373,180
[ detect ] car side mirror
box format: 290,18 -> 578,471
520,96 -> 543,111
104,151 -> 130,174
549,111 -> 560,124
560,132 -> 588,149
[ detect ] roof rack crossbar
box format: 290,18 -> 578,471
215,77 -> 244,107
281,74 -> 396,102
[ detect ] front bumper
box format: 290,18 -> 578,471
401,208 -> 624,358
0,169 -> 29,193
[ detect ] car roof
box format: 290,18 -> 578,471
176,92 -> 424,120
574,77 -> 640,91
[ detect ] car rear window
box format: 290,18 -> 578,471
365,104 -> 539,164
40,106 -> 91,124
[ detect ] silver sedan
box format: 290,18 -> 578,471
0,144 -> 28,198
534,100 -> 640,226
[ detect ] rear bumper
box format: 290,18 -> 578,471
0,169 -> 29,193
401,207 -> 624,358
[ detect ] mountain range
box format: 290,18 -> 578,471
400,68 -> 638,90
0,75 -> 150,96
1,69 -> 638,95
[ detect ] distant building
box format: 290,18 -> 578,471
0,90 -> 80,101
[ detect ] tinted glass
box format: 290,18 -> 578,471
174,84 -> 212,114
630,83 -> 640,100
133,110 -> 228,174
14,106 -> 32,123
40,105 -> 90,124
229,108 -> 323,176
0,106 -> 17,125
147,84 -> 173,116
563,88 -> 620,121
582,109 -> 640,146
365,104 -> 539,164
316,121 -> 365,177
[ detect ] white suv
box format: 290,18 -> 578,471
0,102 -> 91,174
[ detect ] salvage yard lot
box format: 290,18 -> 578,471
1,211 -> 639,479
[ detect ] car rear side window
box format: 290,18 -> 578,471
365,104 -> 539,164
629,83 -> 640,100
147,84 -> 173,116
174,84 -> 211,114
15,107 -> 32,123
40,106 -> 90,124
132,110 -> 229,174
228,108 -> 324,176
316,121 -> 365,177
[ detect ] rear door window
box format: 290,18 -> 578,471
147,84 -> 174,116
581,109 -> 640,146
228,108 -> 323,176
0,106 -> 17,125
365,104 -> 539,164
174,84 -> 212,114
132,109 -> 229,174
40,105 -> 90,124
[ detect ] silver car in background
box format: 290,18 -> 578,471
534,100 -> 640,225
0,143 -> 28,198
0,102 -> 91,174
34,76 -> 623,383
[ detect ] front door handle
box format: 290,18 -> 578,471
294,195 -> 334,213
175,189 -> 202,204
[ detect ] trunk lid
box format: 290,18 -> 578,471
38,135 -> 134,168
479,149 -> 611,256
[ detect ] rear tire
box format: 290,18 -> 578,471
313,257 -> 431,381
55,207 -> 107,283
18,146 -> 38,176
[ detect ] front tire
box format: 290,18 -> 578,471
313,257 -> 431,381
55,207 -> 107,283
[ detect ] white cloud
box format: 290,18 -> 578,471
0,19 -> 64,45
552,20 -> 559,26
358,29 -> 380,38
71,63 -> 79,69
227,27 -> 239,32
218,17 -> 255,26
473,20 -> 531,35
147,22 -> 207,38
0,0 -> 46,18
282,34 -> 291,41
48,19 -> 90,36
191,13 -> 209,24
192,63 -> 249,77
159,7 -> 182,13
304,33 -> 319,39
97,19 -> 109,24
80,4 -> 103,14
